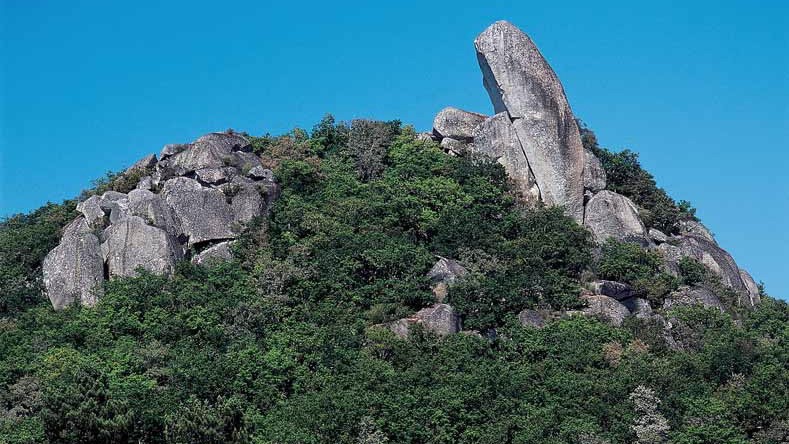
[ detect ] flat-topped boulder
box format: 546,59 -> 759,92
161,177 -> 237,246
474,21 -> 585,221
385,303 -> 462,338
432,107 -> 487,141
42,218 -> 104,309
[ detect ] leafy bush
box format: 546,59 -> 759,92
596,239 -> 678,305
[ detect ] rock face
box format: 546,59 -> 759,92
43,132 -> 279,309
474,21 -> 585,221
581,294 -> 630,326
591,280 -> 636,301
663,286 -> 725,312
42,218 -> 105,309
584,191 -> 650,246
470,113 -> 540,201
432,107 -> 487,141
517,309 -> 545,328
103,216 -> 183,278
583,149 -> 606,192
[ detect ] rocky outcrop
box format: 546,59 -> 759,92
658,235 -> 751,304
663,286 -> 725,312
470,113 -> 540,201
386,304 -> 462,338
739,269 -> 761,306
584,191 -> 650,246
474,21 -> 585,221
43,132 -> 278,309
621,297 -> 653,319
581,294 -> 631,326
432,107 -> 486,141
42,218 -> 105,309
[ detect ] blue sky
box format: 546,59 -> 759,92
1,1 -> 787,298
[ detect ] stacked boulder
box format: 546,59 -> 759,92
430,20 -> 761,311
42,132 -> 279,309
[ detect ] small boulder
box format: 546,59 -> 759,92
591,280 -> 636,301
678,220 -> 715,243
42,218 -> 104,309
584,190 -> 650,246
195,167 -> 237,185
160,143 -> 189,159
621,297 -> 653,319
427,257 -> 468,303
137,176 -> 153,191
386,303 -> 461,338
103,216 -> 183,278
648,228 -> 669,244
517,309 -> 545,328
663,286 -> 724,312
583,149 -> 606,192
246,166 -> 274,181
125,153 -> 157,174
439,137 -> 467,156
432,107 -> 486,141
581,294 -> 630,326
222,176 -> 264,226
192,241 -> 234,265
76,196 -> 107,229
127,189 -> 179,235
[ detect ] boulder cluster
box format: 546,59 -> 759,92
43,132 -> 279,309
416,20 -> 760,333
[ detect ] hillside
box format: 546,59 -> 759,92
1,21 -> 787,444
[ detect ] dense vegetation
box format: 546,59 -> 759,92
1,117 -> 786,443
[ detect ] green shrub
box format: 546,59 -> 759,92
596,239 -> 678,305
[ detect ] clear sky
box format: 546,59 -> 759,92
1,0 -> 787,298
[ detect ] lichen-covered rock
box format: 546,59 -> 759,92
246,166 -> 274,181
427,257 -> 468,303
195,167 -> 237,185
678,220 -> 715,243
220,176 -> 264,226
584,190 -> 649,246
161,177 -> 236,246
517,309 -> 545,328
622,297 -> 653,319
162,132 -> 251,173
663,286 -> 724,312
126,153 -> 157,173
471,112 -> 540,201
432,107 -> 486,141
581,294 -> 630,326
386,304 -> 461,338
591,280 -> 636,301
648,228 -> 669,244
439,137 -> 467,156
474,20 -> 585,221
98,192 -> 131,224
76,195 -> 107,229
583,149 -> 606,192
137,176 -> 153,191
192,241 -> 234,265
103,216 -> 183,278
160,143 -> 189,159
42,218 -> 104,309
127,189 -> 179,235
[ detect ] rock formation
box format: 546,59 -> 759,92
584,190 -> 650,246
42,132 -> 279,309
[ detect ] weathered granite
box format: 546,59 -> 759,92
648,228 -> 669,244
161,177 -> 236,246
103,216 -> 183,278
127,189 -> 179,235
581,294 -> 630,326
584,190 -> 650,246
471,112 -> 541,201
474,20 -> 585,221
583,149 -> 606,192
591,280 -> 637,301
439,137 -> 468,156
386,304 -> 461,338
42,218 -> 104,309
663,286 -> 725,312
432,107 -> 487,141
517,309 -> 545,328
192,241 -> 234,265
739,269 -> 761,306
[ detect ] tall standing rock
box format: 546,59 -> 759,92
474,21 -> 585,221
